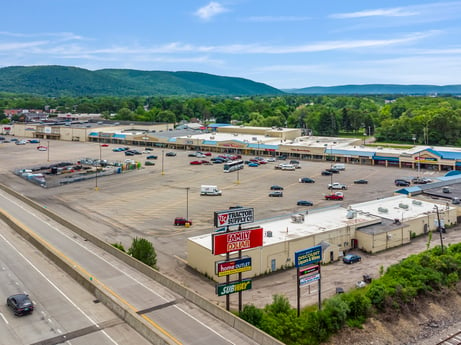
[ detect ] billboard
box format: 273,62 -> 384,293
216,279 -> 252,296
212,227 -> 263,255
216,256 -> 252,277
214,208 -> 254,227
294,245 -> 322,267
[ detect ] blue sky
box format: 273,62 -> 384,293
2,1 -> 461,89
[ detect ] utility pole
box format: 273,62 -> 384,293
433,205 -> 444,254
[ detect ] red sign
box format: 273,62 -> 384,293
212,227 -> 263,255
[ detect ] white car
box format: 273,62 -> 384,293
37,146 -> 48,151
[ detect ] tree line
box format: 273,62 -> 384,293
2,93 -> 461,146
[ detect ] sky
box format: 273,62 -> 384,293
2,1 -> 461,89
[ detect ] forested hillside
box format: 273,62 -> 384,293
0,65 -> 283,97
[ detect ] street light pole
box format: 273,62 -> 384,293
434,205 -> 444,254
95,144 -> 101,191
186,187 -> 190,221
47,140 -> 50,162
161,149 -> 165,175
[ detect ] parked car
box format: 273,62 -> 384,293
321,170 -> 333,176
412,177 -> 428,184
145,161 -> 155,166
6,293 -> 34,316
270,185 -> 284,190
146,155 -> 158,159
36,145 -> 48,151
165,152 -> 176,156
395,179 -> 410,186
277,155 -> 288,160
269,191 -> 283,197
29,139 -> 40,143
190,160 -> 203,165
299,177 -> 315,183
200,160 -> 212,165
100,143 -> 109,147
124,151 -> 135,156
297,200 -> 313,206
354,179 -> 368,184
343,254 -> 361,264
248,162 -> 259,167
326,168 -> 340,174
174,217 -> 192,226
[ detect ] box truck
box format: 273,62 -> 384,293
200,185 -> 222,196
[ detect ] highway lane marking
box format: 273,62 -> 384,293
0,220 -> 119,345
0,199 -> 238,345
0,312 -> 8,324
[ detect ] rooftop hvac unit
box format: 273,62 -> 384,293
234,133 -> 238,136
210,136 -> 215,139
378,207 -> 388,213
412,200 -> 422,206
399,203 -> 409,209
266,231 -> 273,237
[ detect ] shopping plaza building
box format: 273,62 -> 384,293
5,120 -> 461,172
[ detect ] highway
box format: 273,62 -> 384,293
0,189 -> 260,345
0,219 -> 151,345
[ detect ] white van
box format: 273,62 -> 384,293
332,163 -> 345,171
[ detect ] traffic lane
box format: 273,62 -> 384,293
0,193 -> 259,345
0,222 -> 151,345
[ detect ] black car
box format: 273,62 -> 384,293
7,294 -> 34,316
124,151 -> 135,156
165,152 -> 176,157
395,179 -> 410,187
269,191 -> 283,197
146,155 -> 158,160
326,168 -> 340,174
297,200 -> 313,206
354,179 -> 369,184
299,177 -> 315,183
321,170 -> 333,176
270,185 -> 284,190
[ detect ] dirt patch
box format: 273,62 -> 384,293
324,287 -> 461,345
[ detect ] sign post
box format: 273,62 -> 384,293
212,208 -> 261,312
294,245 -> 322,316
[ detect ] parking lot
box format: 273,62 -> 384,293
1,138 -> 457,309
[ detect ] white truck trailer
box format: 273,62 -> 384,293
200,185 -> 222,196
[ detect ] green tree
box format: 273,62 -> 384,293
128,237 -> 157,268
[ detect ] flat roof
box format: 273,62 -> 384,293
189,205 -> 381,250
188,194 -> 455,250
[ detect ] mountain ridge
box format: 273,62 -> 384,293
1,65 -> 461,96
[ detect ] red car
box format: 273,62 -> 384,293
325,192 -> 344,200
190,161 -> 202,165
203,152 -> 212,156
174,217 -> 192,226
201,160 -> 212,165
100,144 -> 109,147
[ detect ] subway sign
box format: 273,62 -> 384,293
294,245 -> 322,267
216,279 -> 252,296
214,208 -> 254,227
212,227 -> 263,255
216,256 -> 252,277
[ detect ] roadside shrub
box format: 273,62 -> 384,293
340,290 -> 371,322
239,304 -> 263,327
128,237 -> 157,269
111,242 -> 126,252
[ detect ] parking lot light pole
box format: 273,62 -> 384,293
47,140 -> 50,162
161,149 -> 165,175
236,168 -> 240,184
186,187 -> 190,221
95,144 -> 102,191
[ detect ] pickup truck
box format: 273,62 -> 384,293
328,182 -> 347,190
325,192 -> 344,200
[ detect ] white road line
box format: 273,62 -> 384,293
1,192 -> 236,344
0,312 -> 8,324
0,233 -> 119,345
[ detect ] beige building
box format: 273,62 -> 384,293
187,195 -> 457,283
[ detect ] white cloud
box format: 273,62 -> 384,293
331,8 -> 418,19
194,2 -> 228,20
